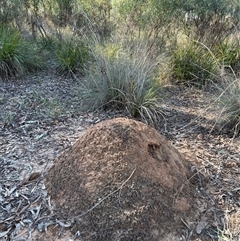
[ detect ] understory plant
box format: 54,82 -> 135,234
0,27 -> 43,80
171,40 -> 218,87
213,40 -> 240,71
78,42 -> 164,125
215,76 -> 240,137
54,38 -> 88,76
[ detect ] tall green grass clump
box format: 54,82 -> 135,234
79,42 -> 164,125
171,40 -> 218,87
0,27 -> 43,80
213,40 -> 240,71
55,38 -> 88,76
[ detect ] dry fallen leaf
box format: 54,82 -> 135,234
196,220 -> 209,234
0,228 -> 11,238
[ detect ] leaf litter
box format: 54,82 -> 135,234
0,73 -> 239,240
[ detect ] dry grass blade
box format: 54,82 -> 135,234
73,168 -> 136,222
214,76 -> 240,137
78,40 -> 165,126
218,210 -> 240,241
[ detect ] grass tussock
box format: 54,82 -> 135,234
215,76 -> 240,137
171,40 -> 218,87
54,38 -> 88,76
213,40 -> 240,71
0,27 -> 43,80
78,42 -> 164,125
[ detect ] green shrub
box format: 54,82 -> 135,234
171,41 -> 218,87
179,0 -> 240,45
56,0 -> 74,26
0,27 -> 43,80
78,43 -> 164,125
68,0 -> 113,38
112,0 -> 179,47
55,39 -> 88,75
0,0 -> 27,26
215,78 -> 240,137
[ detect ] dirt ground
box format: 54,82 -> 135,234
0,72 -> 239,241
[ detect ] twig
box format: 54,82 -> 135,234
181,218 -> 190,230
73,168 -> 136,222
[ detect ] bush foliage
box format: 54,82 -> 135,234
54,38 -> 88,75
171,41 -> 218,86
0,27 -> 43,80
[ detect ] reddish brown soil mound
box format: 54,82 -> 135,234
45,118 -> 197,240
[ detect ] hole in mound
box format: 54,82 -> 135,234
148,143 -> 168,163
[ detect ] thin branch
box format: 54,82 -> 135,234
73,168 -> 136,222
